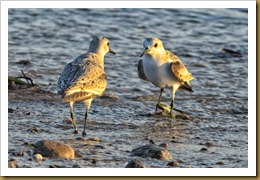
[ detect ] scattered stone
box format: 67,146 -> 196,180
200,147 -> 208,152
125,158 -> 145,168
159,143 -> 168,148
222,48 -> 242,56
205,142 -> 213,147
72,164 -> 81,168
49,164 -> 66,168
8,108 -> 15,113
74,150 -> 84,158
17,60 -> 30,65
167,161 -> 179,167
91,159 -> 98,165
75,137 -> 85,141
94,145 -> 105,149
216,161 -> 225,165
34,153 -> 43,161
8,159 -> 18,168
28,127 -> 40,133
34,140 -> 74,159
88,137 -> 101,142
131,145 -> 172,160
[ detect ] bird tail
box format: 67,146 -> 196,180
179,81 -> 194,92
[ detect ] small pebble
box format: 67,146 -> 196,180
88,137 -> 101,142
200,147 -> 208,151
125,159 -> 145,168
34,154 -> 43,161
216,161 -> 225,165
205,142 -> 213,147
8,159 -> 18,168
167,161 -> 179,167
72,164 -> 81,168
159,143 -> 168,148
8,108 -> 15,113
91,159 -> 98,164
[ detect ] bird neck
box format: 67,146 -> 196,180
86,52 -> 105,69
153,49 -> 167,65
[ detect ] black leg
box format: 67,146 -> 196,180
170,100 -> 174,115
156,88 -> 164,112
82,109 -> 89,136
70,102 -> 78,134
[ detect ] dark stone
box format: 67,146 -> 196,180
8,108 -> 15,113
167,161 -> 179,167
131,145 -> 172,160
216,161 -> 225,165
200,147 -> 208,151
205,142 -> 213,147
125,159 -> 145,168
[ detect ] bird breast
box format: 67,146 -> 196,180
142,56 -> 179,88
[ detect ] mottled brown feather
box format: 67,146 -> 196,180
166,50 -> 196,84
63,61 -> 107,102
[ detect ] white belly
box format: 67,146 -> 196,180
143,56 -> 179,88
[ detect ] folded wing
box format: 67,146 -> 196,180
58,55 -> 106,102
137,59 -> 148,81
167,51 -> 196,91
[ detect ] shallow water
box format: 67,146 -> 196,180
8,8 -> 248,168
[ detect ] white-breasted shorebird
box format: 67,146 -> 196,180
58,37 -> 116,135
138,37 -> 196,115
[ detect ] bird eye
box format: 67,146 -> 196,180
107,42 -> 110,46
154,43 -> 158,48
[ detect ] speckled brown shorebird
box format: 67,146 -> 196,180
58,37 -> 116,135
138,37 -> 196,115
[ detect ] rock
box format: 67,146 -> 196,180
8,159 -> 18,168
205,142 -> 213,147
72,164 -> 81,168
167,161 -> 179,167
33,153 -> 43,161
88,137 -> 101,142
216,161 -> 225,165
159,143 -> 168,148
8,108 -> 15,113
125,159 -> 145,168
200,147 -> 208,152
131,145 -> 172,160
34,140 -> 74,159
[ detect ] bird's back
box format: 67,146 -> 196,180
58,53 -> 107,102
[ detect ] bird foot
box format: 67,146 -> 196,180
73,130 -> 78,134
156,103 -> 176,118
82,131 -> 87,136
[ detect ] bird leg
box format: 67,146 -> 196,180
170,100 -> 174,116
170,86 -> 177,117
70,102 -> 78,134
82,99 -> 93,136
82,109 -> 89,136
156,88 -> 164,112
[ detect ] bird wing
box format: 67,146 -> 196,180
58,54 -> 106,102
137,59 -> 148,81
167,50 -> 196,89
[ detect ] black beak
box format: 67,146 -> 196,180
109,48 -> 116,55
140,48 -> 148,57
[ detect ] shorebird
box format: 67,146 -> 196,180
58,37 -> 116,135
138,37 -> 196,115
